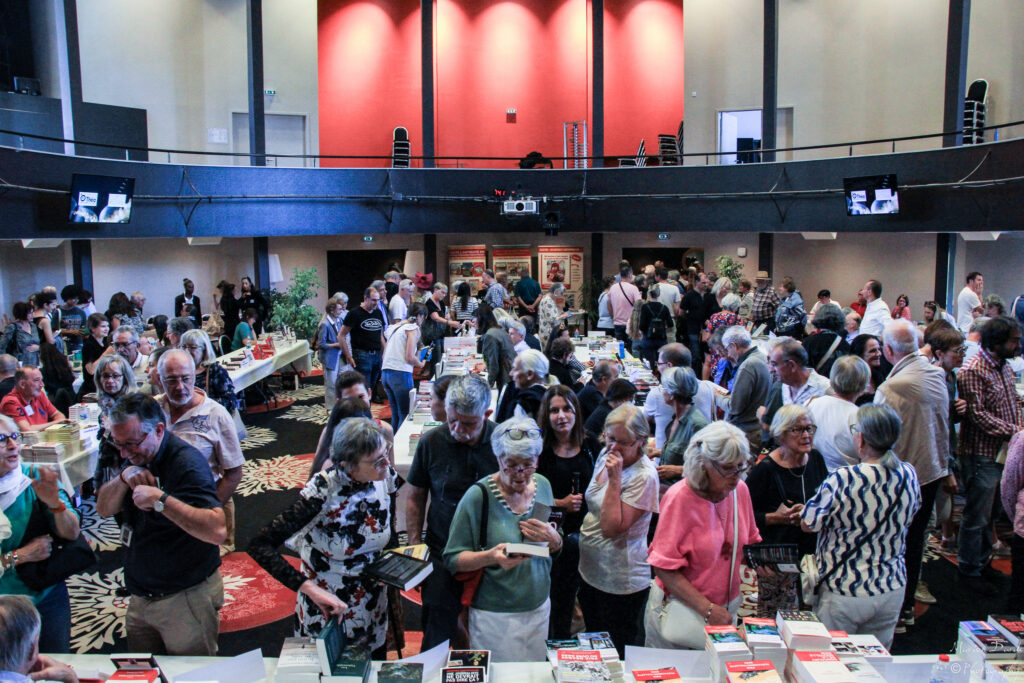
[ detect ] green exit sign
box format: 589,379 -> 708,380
363,236 -> 374,242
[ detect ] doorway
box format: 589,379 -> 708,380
232,113 -> 309,167
326,249 -> 407,305
717,108 -> 794,164
621,248 -> 699,274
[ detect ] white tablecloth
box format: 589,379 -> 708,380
220,339 -> 313,393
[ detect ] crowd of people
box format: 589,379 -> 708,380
1,262 -> 1023,676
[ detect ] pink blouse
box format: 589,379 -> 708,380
647,479 -> 761,606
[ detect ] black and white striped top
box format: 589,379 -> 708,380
802,459 -> 921,597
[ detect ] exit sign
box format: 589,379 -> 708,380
363,236 -> 374,242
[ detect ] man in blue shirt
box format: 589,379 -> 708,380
514,267 -> 543,317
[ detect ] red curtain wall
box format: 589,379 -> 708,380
317,0 -> 683,168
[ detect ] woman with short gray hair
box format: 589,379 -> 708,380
250,417 -> 398,657
443,417 -> 560,662
803,302 -> 851,377
180,328 -> 238,413
801,403 -> 920,647
703,293 -> 743,380
655,367 -> 708,490
645,420 -> 761,648
807,355 -> 869,471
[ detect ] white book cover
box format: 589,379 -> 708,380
793,651 -> 857,683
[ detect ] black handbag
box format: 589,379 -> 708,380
15,496 -> 98,591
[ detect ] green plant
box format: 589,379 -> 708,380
578,276 -> 604,327
713,255 -> 745,288
268,267 -> 323,340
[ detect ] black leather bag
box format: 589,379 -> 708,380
15,497 -> 98,591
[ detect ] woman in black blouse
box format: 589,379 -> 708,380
78,313 -> 111,398
537,385 -> 599,639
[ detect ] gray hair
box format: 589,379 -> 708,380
882,318 -> 919,356
445,374 -> 492,416
517,349 -> 549,379
770,404 -> 813,439
491,416 -> 543,461
722,326 -> 751,349
112,325 -> 140,344
711,277 -> 732,298
668,269 -> 680,281
94,354 -> 136,406
399,278 -> 415,293
648,284 -> 661,300
330,417 -> 387,469
130,291 -> 145,305
0,354 -> 18,376
0,414 -> 17,433
969,316 -> 991,335
180,329 -> 217,366
855,403 -> 902,468
720,293 -> 741,312
813,303 -> 846,334
385,271 -> 402,283
0,595 -> 40,673
603,403 -> 649,441
549,282 -> 566,296
434,282 -> 449,295
109,393 -> 165,434
592,359 -> 618,383
157,348 -> 196,378
661,366 -> 698,403
503,319 -> 526,336
771,338 -> 809,367
829,355 -> 870,397
370,279 -> 386,291
682,421 -> 751,494
333,291 -> 350,305
167,316 -> 195,339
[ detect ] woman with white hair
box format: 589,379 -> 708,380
494,349 -> 549,423
443,416 -> 561,662
645,420 -> 761,649
180,329 -> 238,413
537,283 -> 566,345
808,355 -> 870,471
578,404 -> 660,656
655,367 -> 708,491
702,293 -> 742,380
801,404 -> 921,648
746,405 -> 828,616
711,277 -> 733,308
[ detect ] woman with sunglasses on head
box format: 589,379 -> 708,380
745,405 -> 828,617
536,386 -> 600,639
644,420 -> 761,649
800,404 -> 920,648
443,416 -> 561,662
578,404 -> 659,656
180,329 -> 238,414
0,415 -> 82,654
250,418 -> 398,657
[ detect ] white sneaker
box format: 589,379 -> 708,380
914,581 -> 937,605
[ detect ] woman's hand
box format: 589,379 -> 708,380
30,466 -> 62,508
19,534 -> 53,563
656,465 -> 683,481
489,544 -> 529,570
299,581 -> 348,622
554,493 -> 582,512
604,452 -> 623,483
520,519 -> 561,550
767,501 -> 804,526
26,343 -> 39,353
943,474 -> 958,495
707,602 -> 732,626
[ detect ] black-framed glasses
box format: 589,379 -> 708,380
0,432 -> 22,445
710,459 -> 751,478
498,427 -> 541,441
113,342 -> 136,349
500,459 -> 537,473
787,425 -> 817,436
111,433 -> 150,450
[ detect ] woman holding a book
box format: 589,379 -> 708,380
443,416 -> 562,662
249,418 -> 398,658
800,404 -> 921,648
644,420 -> 762,649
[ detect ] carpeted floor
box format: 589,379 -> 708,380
68,372 -> 1011,658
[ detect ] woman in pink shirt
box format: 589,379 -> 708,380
644,421 -> 761,649
890,294 -> 912,321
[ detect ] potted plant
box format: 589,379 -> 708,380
268,267 -> 323,340
713,255 -> 745,289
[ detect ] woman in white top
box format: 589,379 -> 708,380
381,302 -> 426,428
578,404 -> 659,656
596,276 -> 615,335
808,355 -> 871,471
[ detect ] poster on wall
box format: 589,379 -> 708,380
447,244 -> 487,294
538,246 -> 584,305
491,246 -> 532,287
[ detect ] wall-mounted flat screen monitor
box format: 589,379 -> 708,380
69,174 -> 135,223
844,174 -> 899,216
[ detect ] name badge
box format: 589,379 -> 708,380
23,405 -> 34,417
120,525 -> 133,547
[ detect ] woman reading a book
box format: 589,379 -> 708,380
249,418 -> 398,658
443,416 -> 562,662
800,404 -> 921,648
644,420 -> 761,649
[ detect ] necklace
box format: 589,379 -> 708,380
488,475 -> 535,516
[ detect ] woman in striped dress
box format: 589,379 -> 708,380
800,403 -> 921,648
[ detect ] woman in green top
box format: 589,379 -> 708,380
0,415 -> 82,653
655,366 -> 708,493
444,416 -> 563,662
232,307 -> 259,351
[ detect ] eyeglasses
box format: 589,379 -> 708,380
498,427 -> 542,441
99,373 -> 125,381
787,425 -> 817,436
112,342 -> 136,349
0,432 -> 22,445
710,459 -> 751,478
360,455 -> 389,469
111,433 -> 150,450
500,459 -> 537,473
160,375 -> 195,386
181,344 -> 202,351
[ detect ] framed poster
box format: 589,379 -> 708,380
491,247 -> 532,287
447,244 -> 487,294
538,245 -> 584,292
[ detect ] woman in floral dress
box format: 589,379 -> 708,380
250,418 -> 398,657
702,293 -> 742,381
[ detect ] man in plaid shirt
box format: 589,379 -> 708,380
750,271 -> 780,330
957,316 -> 1024,595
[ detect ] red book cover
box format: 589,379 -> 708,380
106,670 -> 161,682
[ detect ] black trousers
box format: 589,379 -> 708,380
548,532 -> 582,639
1010,534 -> 1024,614
578,579 -> 649,658
902,478 -> 941,612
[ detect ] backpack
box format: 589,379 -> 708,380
646,303 -> 669,340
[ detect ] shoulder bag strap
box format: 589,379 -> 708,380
476,481 -> 489,550
815,334 -> 844,372
729,490 -> 739,598
618,282 -> 636,306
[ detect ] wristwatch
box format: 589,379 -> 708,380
154,492 -> 169,513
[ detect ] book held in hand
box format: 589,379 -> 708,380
503,541 -> 550,558
363,549 -> 433,591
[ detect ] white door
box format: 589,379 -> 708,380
232,113 -> 308,167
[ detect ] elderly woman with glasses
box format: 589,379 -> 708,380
443,416 -> 561,662
644,420 -> 761,649
578,404 -> 660,656
180,329 -> 238,413
250,418 -> 398,657
654,367 -> 708,492
91,354 -> 138,493
800,404 -> 920,648
745,405 -> 829,616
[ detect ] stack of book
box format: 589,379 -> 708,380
828,633 -> 891,664
442,649 -> 490,683
20,430 -> 40,446
741,617 -> 787,673
43,422 -> 80,455
275,637 -> 322,682
775,611 -> 832,652
315,619 -> 371,683
788,651 -> 856,683
986,661 -> 1024,683
21,442 -> 65,464
555,650 -> 613,683
576,632 -> 624,681
724,660 -> 783,683
408,421 -> 443,453
704,626 -> 751,683
989,614 -> 1024,653
69,402 -> 101,423
958,620 -> 1018,674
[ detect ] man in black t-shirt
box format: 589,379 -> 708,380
59,285 -> 88,352
681,273 -> 709,372
340,286 -> 386,397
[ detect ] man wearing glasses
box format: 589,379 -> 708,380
154,349 -> 244,556
406,374 -> 498,650
96,392 -> 226,655
767,339 -> 831,407
113,326 -> 152,379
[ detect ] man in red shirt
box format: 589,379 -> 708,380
0,366 -> 66,432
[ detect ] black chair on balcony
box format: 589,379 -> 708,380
392,126 -> 411,167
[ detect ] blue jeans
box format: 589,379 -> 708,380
36,581 -> 71,654
352,349 -> 382,396
382,369 -> 413,428
958,455 -> 1004,577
